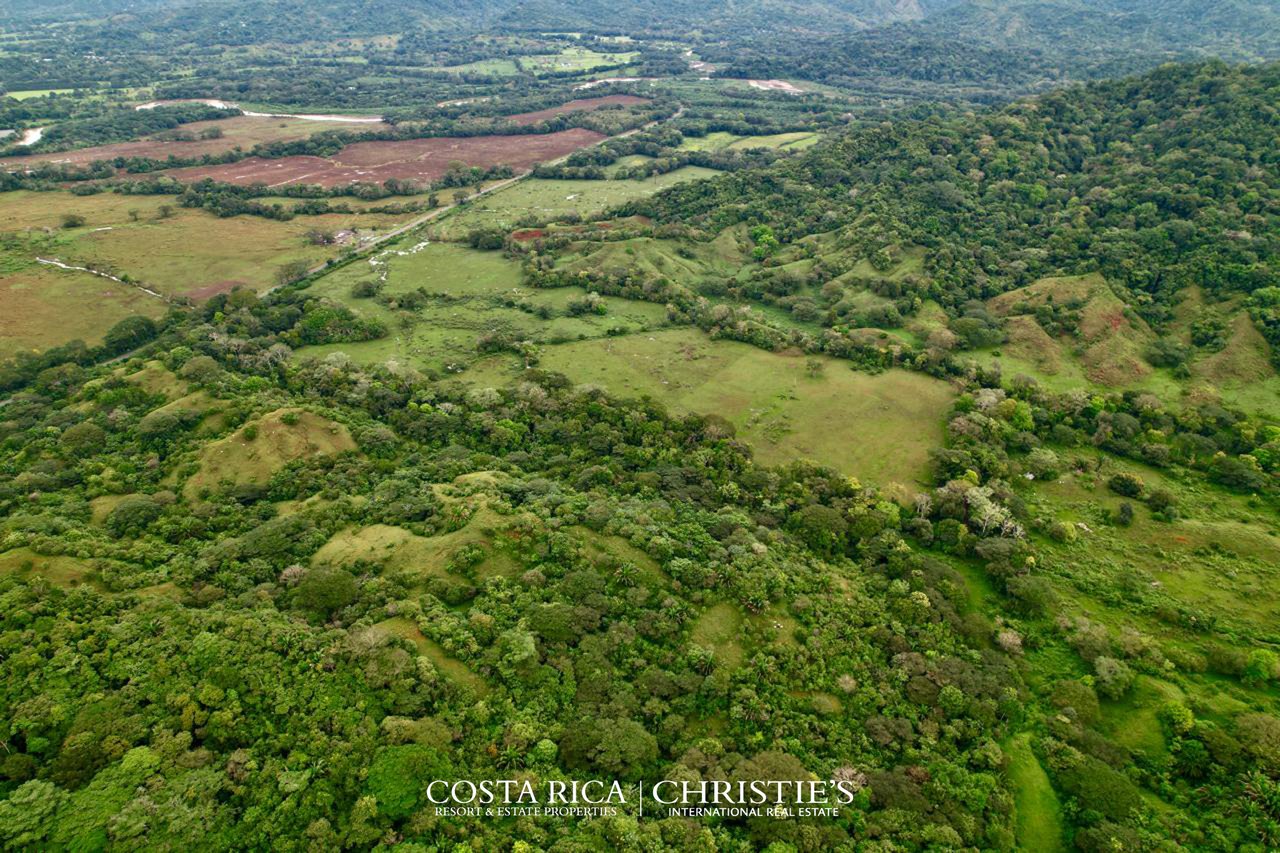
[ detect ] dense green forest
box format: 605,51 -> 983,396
707,0 -> 1280,99
2,1 -> 1280,850
632,61 -> 1280,340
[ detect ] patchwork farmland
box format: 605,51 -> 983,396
160,128 -> 606,187
0,114 -> 393,169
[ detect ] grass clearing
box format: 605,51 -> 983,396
426,169 -> 720,239
184,408 -> 356,499
677,131 -> 818,152
0,189 -> 412,353
6,88 -> 74,100
433,48 -> 636,77
555,230 -> 750,286
465,328 -> 954,489
313,504 -> 519,579
691,601 -> 746,668
573,526 -> 666,581
295,240 -> 671,373
1101,676 -> 1183,759
89,494 -> 133,524
749,604 -> 801,649
522,48 -> 638,74
0,547 -> 98,589
374,617 -> 489,694
123,360 -> 189,400
1005,734 -> 1063,852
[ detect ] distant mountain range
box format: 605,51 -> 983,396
4,0 -> 1276,93
2,0 -> 954,34
707,0 -> 1280,99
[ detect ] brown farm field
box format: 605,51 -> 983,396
508,94 -> 650,125
162,128 -> 606,188
0,114 -> 392,170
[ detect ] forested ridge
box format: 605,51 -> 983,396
0,295 -> 1028,848
1,242 -> 1274,847
705,0 -> 1280,99
2,0 -> 1280,846
634,61 -> 1280,336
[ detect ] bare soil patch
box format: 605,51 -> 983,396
163,128 -> 606,188
745,79 -> 805,94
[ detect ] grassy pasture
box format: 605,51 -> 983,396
1025,450 -> 1280,644
0,189 -> 411,354
294,241 -> 671,373
677,131 -> 819,151
1005,735 -> 1064,852
465,328 -> 954,489
183,408 -> 356,500
691,601 -> 746,668
0,191 -> 406,297
426,169 -> 720,239
0,259 -> 167,357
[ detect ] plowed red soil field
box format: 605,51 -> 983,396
0,115 -> 392,170
161,128 -> 606,187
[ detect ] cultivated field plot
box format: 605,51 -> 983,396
434,48 -> 638,76
465,327 -> 955,488
426,168 -> 720,238
162,128 -> 606,187
0,114 -> 392,169
508,94 -> 650,125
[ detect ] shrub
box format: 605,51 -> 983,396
296,567 -> 357,617
105,495 -> 163,538
1093,656 -> 1135,700
1107,472 -> 1144,498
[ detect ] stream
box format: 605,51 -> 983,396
36,257 -> 169,301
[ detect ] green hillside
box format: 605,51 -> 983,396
1,4 -> 1280,847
